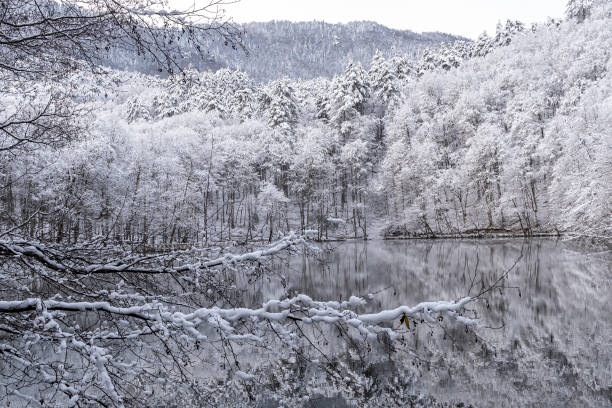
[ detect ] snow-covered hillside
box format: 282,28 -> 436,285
103,20 -> 465,81
3,3 -> 609,244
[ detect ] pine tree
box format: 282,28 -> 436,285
329,61 -> 370,125
369,50 -> 399,108
388,56 -> 413,80
417,48 -> 437,74
494,20 -> 525,47
566,0 -> 593,22
265,78 -> 298,130
472,32 -> 493,57
204,97 -> 227,116
125,96 -> 150,123
312,80 -> 331,122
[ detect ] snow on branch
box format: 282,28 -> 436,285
0,294 -> 477,341
0,291 -> 478,406
0,232 -> 307,275
0,231 -> 482,406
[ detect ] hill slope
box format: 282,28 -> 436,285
105,20 -> 465,81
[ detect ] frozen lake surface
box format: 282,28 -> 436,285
246,238 -> 611,407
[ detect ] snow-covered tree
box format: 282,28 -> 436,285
125,96 -> 150,122
369,50 -> 399,110
566,0 -> 594,22
264,78 -> 299,130
329,61 -> 370,126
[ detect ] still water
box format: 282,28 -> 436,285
246,238 -> 611,407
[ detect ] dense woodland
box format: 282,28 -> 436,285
2,3 -> 609,247
104,20 -> 464,81
0,0 -> 610,406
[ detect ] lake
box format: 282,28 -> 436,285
242,238 -> 611,407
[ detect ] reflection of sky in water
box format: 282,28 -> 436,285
238,239 -> 611,407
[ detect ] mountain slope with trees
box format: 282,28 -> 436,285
105,20 -> 466,81
2,1 -> 609,244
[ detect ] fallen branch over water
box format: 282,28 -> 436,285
0,294 -> 476,340
0,232 -> 307,275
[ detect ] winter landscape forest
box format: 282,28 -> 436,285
0,0 -> 611,407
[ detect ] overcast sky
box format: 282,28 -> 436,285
174,0 -> 567,39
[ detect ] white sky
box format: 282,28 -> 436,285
173,0 -> 567,39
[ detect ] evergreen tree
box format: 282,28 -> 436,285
473,32 -> 493,57
329,61 -> 370,125
388,56 -> 413,80
265,78 -> 298,130
125,96 -> 150,123
230,88 -> 257,120
566,0 -> 593,22
494,20 -> 525,47
368,50 -> 399,109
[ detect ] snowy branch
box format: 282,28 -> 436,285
0,294 -> 477,339
0,232 -> 307,275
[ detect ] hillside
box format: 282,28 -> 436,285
4,2 -> 610,244
104,20 -> 465,81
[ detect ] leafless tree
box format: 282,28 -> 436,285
0,0 -> 244,156
0,0 -> 244,78
0,233 -> 480,406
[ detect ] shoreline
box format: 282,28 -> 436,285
381,231 -> 561,240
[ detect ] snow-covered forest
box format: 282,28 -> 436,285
103,21 -> 465,81
0,0 -> 610,406
2,4 -> 609,244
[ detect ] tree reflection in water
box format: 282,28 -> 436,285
241,238 -> 611,407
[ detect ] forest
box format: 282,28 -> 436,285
103,20 -> 465,81
0,0 -> 610,406
2,5 -> 609,245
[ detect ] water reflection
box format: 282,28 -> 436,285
245,238 -> 611,407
